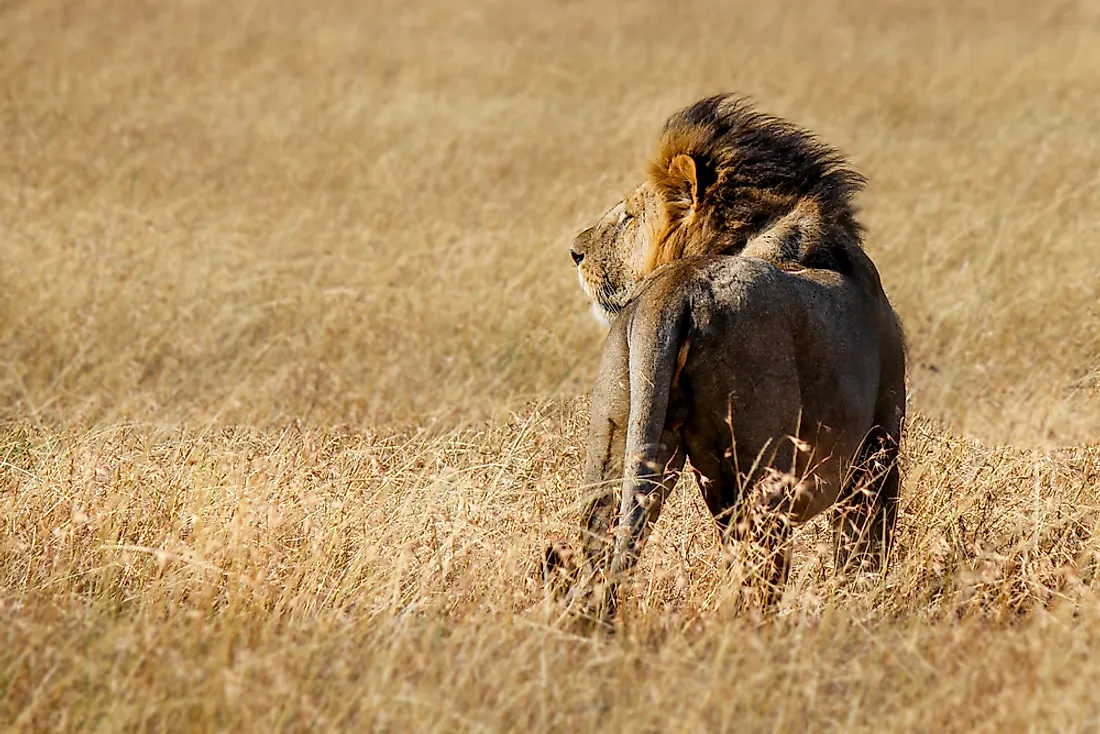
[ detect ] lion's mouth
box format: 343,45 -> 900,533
577,270 -> 625,326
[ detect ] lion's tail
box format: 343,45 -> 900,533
610,289 -> 691,573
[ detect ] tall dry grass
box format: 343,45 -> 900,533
2,0 -> 1100,730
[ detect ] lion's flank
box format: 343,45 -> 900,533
645,93 -> 867,274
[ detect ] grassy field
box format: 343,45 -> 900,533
3,0 -> 1100,730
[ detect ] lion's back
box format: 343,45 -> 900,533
626,255 -> 885,450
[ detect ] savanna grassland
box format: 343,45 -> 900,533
2,0 -> 1100,730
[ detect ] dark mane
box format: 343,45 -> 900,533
647,93 -> 867,273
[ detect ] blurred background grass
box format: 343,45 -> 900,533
3,0 -> 1097,440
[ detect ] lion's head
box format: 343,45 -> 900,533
570,182 -> 665,325
570,93 -> 866,325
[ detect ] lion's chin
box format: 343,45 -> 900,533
577,271 -> 615,328
590,302 -> 612,329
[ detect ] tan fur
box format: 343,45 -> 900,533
740,196 -> 823,267
553,96 -> 906,629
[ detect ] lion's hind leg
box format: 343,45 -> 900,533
703,465 -> 797,614
832,425 -> 901,574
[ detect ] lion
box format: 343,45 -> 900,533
547,94 -> 907,626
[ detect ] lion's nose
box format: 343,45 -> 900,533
570,250 -> 584,265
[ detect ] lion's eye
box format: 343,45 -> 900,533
618,210 -> 633,226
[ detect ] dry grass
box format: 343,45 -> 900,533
2,0 -> 1100,730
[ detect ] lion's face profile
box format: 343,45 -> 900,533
569,183 -> 663,325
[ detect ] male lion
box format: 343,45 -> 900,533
547,94 -> 906,625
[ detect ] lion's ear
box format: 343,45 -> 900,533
649,151 -> 706,228
667,153 -> 700,213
